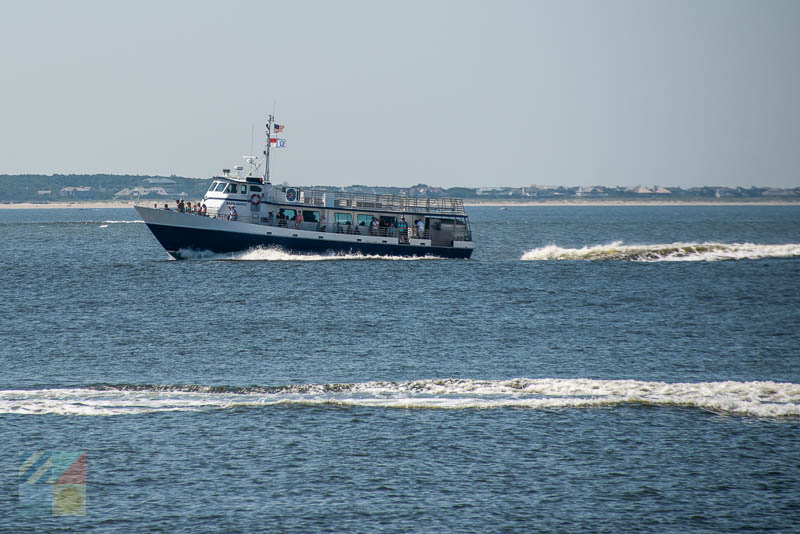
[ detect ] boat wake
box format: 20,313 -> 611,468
521,241 -> 800,262
176,246 -> 444,262
2,378 -> 797,417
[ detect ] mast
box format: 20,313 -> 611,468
263,114 -> 274,183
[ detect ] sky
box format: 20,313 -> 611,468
1,0 -> 798,188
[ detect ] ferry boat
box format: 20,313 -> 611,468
135,116 -> 474,259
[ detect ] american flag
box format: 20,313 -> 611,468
274,124 -> 285,133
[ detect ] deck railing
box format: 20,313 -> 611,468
175,207 -> 473,243
332,191 -> 466,215
267,187 -> 467,216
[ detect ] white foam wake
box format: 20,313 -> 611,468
521,241 -> 800,262
1,379 -> 797,417
177,246 -> 443,262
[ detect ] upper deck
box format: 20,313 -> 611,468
271,185 -> 467,216
204,175 -> 467,217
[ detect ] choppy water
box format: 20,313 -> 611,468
1,205 -> 799,532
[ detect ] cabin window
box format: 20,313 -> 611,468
302,210 -> 320,223
356,214 -> 373,227
281,208 -> 297,220
207,181 -> 219,192
214,182 -> 227,192
250,185 -> 262,193
431,218 -> 455,232
379,216 -> 397,228
240,185 -> 247,194
225,183 -> 237,194
335,213 -> 352,225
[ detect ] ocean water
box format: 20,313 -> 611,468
1,205 -> 799,532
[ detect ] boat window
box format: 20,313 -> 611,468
431,218 -> 455,232
379,216 -> 397,228
250,185 -> 262,193
225,183 -> 238,194
214,182 -> 227,192
207,181 -> 219,192
302,210 -> 320,223
282,209 -> 297,220
240,185 -> 247,194
335,213 -> 352,225
356,214 -> 373,227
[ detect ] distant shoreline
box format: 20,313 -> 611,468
463,199 -> 800,207
0,198 -> 798,210
0,201 -> 139,210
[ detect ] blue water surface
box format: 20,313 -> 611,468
1,205 -> 798,532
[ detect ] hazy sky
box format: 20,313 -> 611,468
1,0 -> 798,188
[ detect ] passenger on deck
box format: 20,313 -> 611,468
295,210 -> 303,229
398,217 -> 408,243
277,209 -> 287,227
370,217 -> 379,236
387,222 -> 395,237
267,211 -> 274,226
416,219 -> 425,238
154,203 -> 158,209
163,204 -> 170,210
177,199 -> 185,213
346,221 -> 353,234
318,214 -> 326,232
229,205 -> 238,221
186,202 -> 192,214
201,204 -> 207,216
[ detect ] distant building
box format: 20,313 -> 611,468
575,186 -> 608,198
627,185 -> 653,194
60,187 -> 95,199
114,186 -> 169,198
143,178 -> 176,185
762,188 -> 799,197
37,190 -> 52,196
142,178 -> 178,194
715,188 -> 737,198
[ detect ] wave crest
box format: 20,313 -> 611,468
521,242 -> 800,262
2,378 -> 797,417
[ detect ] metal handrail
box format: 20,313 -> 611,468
335,192 -> 465,215
268,187 -> 466,215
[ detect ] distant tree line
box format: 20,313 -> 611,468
0,174 -> 797,202
0,174 -> 209,202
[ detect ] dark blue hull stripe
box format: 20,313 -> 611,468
144,223 -> 473,259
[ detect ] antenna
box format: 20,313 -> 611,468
264,114 -> 273,184
250,124 -> 254,156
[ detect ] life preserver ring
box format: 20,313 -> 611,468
285,188 -> 297,202
250,193 -> 261,206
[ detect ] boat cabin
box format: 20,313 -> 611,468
200,176 -> 472,247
